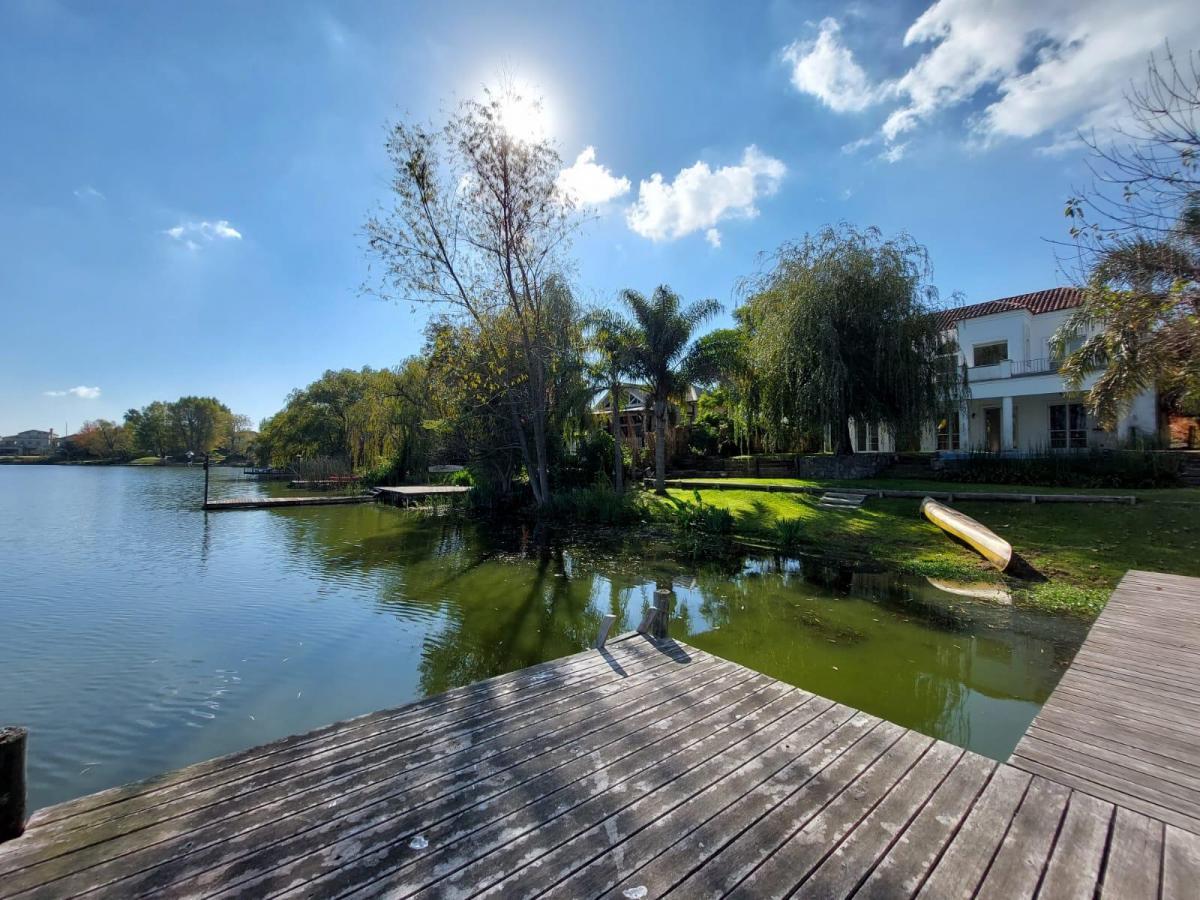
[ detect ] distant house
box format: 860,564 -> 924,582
591,384 -> 699,458
846,288 -> 1160,454
0,429 -> 59,456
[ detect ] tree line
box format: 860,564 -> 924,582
257,51 -> 1198,505
66,397 -> 252,461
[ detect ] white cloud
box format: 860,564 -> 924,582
45,386 -> 101,399
880,142 -> 908,163
625,146 -> 786,245
784,1 -> 1199,154
164,219 -> 243,249
73,185 -> 105,201
782,18 -> 883,113
556,147 -> 631,206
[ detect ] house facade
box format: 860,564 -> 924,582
848,288 -> 1159,454
591,384 -> 699,458
0,429 -> 59,456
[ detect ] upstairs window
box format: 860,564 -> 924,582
973,341 -> 1008,367
1050,403 -> 1087,449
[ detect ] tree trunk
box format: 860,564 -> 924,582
654,400 -> 667,493
610,381 -> 624,494
836,419 -> 854,456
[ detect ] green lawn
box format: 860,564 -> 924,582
653,484 -> 1200,616
670,475 -> 1200,503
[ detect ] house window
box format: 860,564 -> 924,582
855,420 -> 880,452
1049,403 -> 1087,449
936,414 -> 960,451
973,341 -> 1008,367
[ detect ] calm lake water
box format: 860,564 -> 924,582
0,465 -> 1088,811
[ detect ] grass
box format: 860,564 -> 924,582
647,485 -> 1200,617
672,476 -> 1200,503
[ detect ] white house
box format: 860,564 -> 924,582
0,429 -> 59,456
848,288 -> 1159,454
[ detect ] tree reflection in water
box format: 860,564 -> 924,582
275,506 -> 1088,760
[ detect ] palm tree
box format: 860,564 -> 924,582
584,309 -> 638,494
622,286 -> 722,493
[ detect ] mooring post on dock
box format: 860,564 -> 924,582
595,614 -> 617,650
0,725 -> 28,842
652,588 -> 672,639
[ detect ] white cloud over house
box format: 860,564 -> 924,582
164,219 -> 243,250
556,147 -> 631,206
625,146 -> 786,246
782,0 -> 1199,155
44,386 -> 101,399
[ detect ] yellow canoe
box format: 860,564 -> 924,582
920,497 -> 1013,572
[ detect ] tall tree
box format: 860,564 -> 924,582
741,225 -> 963,455
364,86 -> 581,507
124,401 -> 171,457
1056,49 -> 1200,427
169,396 -> 231,455
691,322 -> 760,454
584,308 -> 638,494
622,286 -> 722,492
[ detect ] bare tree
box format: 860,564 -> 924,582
1057,48 -> 1200,428
365,87 -> 579,506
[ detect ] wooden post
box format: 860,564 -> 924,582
652,588 -> 672,639
595,614 -> 617,650
203,453 -> 211,508
0,726 -> 27,842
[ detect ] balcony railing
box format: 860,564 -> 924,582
1010,357 -> 1061,377
968,357 -> 1062,380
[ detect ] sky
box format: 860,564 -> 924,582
2,0 -> 1196,435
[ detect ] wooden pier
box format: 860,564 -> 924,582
374,485 -> 471,507
1,571 -> 1198,897
202,495 -> 375,511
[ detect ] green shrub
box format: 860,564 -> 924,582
938,447 -> 1181,489
543,482 -> 644,525
774,517 -> 805,551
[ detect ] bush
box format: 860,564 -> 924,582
657,491 -> 734,535
774,517 -> 805,552
938,447 -> 1181,489
543,482 -> 644,525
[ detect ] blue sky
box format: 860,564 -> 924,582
2,0 -> 1192,435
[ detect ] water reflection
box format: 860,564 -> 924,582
0,466 -> 1086,811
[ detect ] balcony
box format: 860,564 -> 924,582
968,357 -> 1061,382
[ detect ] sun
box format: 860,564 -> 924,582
496,89 -> 550,144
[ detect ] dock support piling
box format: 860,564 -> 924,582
0,726 -> 27,842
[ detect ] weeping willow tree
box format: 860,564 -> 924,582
256,364 -> 433,476
740,225 -> 965,455
1055,49 -> 1200,429
691,321 -> 762,454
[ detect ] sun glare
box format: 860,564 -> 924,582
496,90 -> 550,144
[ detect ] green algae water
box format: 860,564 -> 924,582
0,466 -> 1087,811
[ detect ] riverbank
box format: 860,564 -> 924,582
645,480 -> 1200,616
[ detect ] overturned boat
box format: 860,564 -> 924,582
920,496 -> 1013,572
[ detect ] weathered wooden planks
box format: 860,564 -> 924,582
1011,570 -> 1200,835
2,569 -> 1200,898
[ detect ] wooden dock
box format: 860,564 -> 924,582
374,485 -> 470,507
1011,570 -> 1200,833
202,495 -> 375,511
2,572 -> 1198,897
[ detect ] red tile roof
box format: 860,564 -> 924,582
933,287 -> 1083,331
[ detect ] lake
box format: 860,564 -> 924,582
0,465 -> 1087,811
